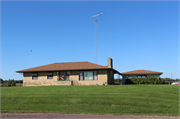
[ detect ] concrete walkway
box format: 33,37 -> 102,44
1,113 -> 179,119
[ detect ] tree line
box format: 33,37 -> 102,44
0,78 -> 23,86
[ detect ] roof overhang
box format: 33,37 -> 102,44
16,68 -> 119,73
120,73 -> 163,75
112,69 -> 121,75
16,68 -> 121,75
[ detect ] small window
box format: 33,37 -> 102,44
47,72 -> 53,79
32,76 -> 38,79
47,75 -> 53,79
32,72 -> 38,80
137,75 -> 147,78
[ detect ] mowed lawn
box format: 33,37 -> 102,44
1,85 -> 179,115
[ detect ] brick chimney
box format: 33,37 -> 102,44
107,57 -> 113,68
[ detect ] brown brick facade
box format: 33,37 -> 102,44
23,69 -> 112,86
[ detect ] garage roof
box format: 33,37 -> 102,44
120,70 -> 163,75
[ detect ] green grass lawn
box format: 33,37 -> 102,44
1,85 -> 179,115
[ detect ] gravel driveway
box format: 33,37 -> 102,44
1,113 -> 179,119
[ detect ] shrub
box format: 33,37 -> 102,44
0,78 -> 3,84
15,80 -> 23,83
114,79 -> 122,82
114,78 -> 122,85
126,76 -> 165,84
4,79 -> 16,86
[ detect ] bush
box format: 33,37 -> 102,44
0,78 -> 4,84
175,78 -> 180,81
161,78 -> 177,84
15,80 -> 23,83
126,76 -> 165,84
4,79 -> 16,86
114,79 -> 122,85
114,79 -> 122,82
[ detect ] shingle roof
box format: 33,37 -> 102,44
16,62 -> 120,73
120,70 -> 163,75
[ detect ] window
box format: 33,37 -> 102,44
79,71 -> 97,81
79,72 -> 84,81
64,71 -> 70,81
137,75 -> 147,78
84,72 -> 93,80
94,71 -> 97,80
47,72 -> 53,79
32,72 -> 38,80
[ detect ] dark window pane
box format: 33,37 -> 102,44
94,71 -> 97,80
32,76 -> 38,79
79,72 -> 83,80
47,75 -> 53,79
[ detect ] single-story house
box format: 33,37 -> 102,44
121,70 -> 163,85
16,58 -> 120,86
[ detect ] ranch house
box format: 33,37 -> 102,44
16,58 -> 120,86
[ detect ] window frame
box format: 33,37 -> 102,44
93,71 -> 98,80
47,72 -> 53,79
32,72 -> 38,80
79,71 -> 98,81
79,72 -> 84,81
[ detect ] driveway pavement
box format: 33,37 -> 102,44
1,113 -> 179,119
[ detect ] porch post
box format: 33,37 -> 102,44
57,71 -> 60,81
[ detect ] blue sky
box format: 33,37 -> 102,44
1,1 -> 179,80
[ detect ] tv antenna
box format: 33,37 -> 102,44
90,12 -> 104,63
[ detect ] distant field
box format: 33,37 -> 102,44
1,85 -> 179,115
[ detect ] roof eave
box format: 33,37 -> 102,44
112,69 -> 121,75
16,68 -> 113,73
121,73 -> 163,75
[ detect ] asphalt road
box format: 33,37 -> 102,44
1,113 -> 179,119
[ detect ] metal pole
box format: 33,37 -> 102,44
95,22 -> 97,64
90,13 -> 103,64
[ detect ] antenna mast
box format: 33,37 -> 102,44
90,12 -> 104,63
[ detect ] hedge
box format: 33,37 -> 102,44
125,76 -> 165,84
1,79 -> 16,86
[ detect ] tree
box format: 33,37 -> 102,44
6,79 -> 16,86
0,78 -> 3,83
175,78 -> 180,81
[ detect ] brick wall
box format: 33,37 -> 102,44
23,72 -> 57,86
23,69 -> 109,86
